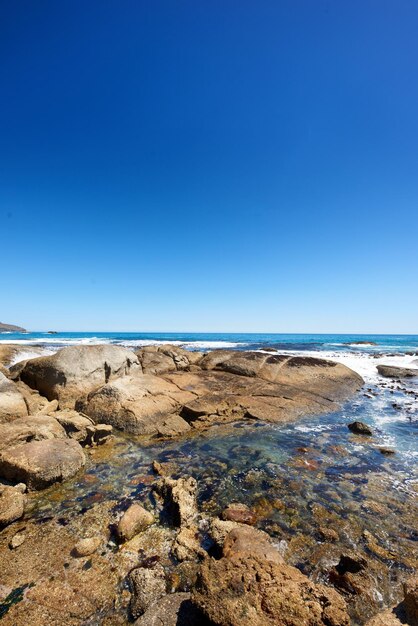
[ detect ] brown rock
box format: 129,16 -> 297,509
221,503 -> 257,525
0,438 -> 86,490
223,526 -> 284,565
0,415 -> 67,451
134,592 -> 204,626
129,564 -> 166,618
193,555 -> 350,626
155,476 -> 198,528
83,374 -> 195,434
0,372 -> 28,422
72,536 -> 102,557
377,365 -> 418,378
0,485 -> 26,526
403,576 -> 418,624
18,344 -> 141,408
116,503 -> 154,542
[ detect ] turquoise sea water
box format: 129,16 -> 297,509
1,331 -> 418,353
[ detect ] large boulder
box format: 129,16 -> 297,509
0,438 -> 86,489
192,555 -> 350,626
377,365 -> 418,378
82,374 -> 194,435
168,363 -> 363,428
0,372 -> 28,422
18,345 -> 141,408
199,351 -> 363,400
0,344 -> 46,368
0,415 -> 67,451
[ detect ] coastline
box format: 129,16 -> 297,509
0,338 -> 416,625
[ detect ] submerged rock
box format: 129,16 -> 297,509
221,503 -> 257,525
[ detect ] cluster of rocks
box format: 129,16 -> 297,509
0,342 -> 363,508
10,342 -> 418,624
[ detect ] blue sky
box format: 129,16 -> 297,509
1,1 -> 417,333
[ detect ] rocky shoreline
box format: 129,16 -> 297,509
0,344 -> 416,625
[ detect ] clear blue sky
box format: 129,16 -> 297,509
1,1 -> 417,333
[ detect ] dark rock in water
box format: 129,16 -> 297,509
336,554 -> 367,575
345,341 -> 377,346
348,421 -> 373,436
221,503 -> 257,526
377,365 -> 418,379
379,447 -> 396,455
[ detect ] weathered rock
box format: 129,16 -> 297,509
172,526 -> 205,562
199,351 -> 363,400
221,503 -> 257,525
136,345 -> 203,375
134,592 -> 204,626
193,555 -> 350,626
53,409 -> 112,446
155,476 -> 198,527
72,536 -> 102,557
223,526 -> 284,565
0,415 -> 67,451
129,564 -> 166,618
9,530 -> 26,549
0,372 -> 28,422
116,503 -> 154,542
404,576 -> 418,624
348,421 -> 373,435
0,344 -> 45,368
18,344 -> 141,408
377,365 -> 418,378
82,374 -> 194,434
0,485 -> 26,526
0,438 -> 86,490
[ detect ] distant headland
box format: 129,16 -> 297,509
0,321 -> 27,333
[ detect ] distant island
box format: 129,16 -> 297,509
0,321 -> 27,333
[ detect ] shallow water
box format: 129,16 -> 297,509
26,370 -> 418,622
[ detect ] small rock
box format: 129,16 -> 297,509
319,527 -> 339,542
221,502 -> 257,525
403,576 -> 418,624
379,447 -> 395,455
9,530 -> 26,549
348,421 -> 373,435
73,536 -> 102,557
117,504 -> 154,542
0,485 -> 26,526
